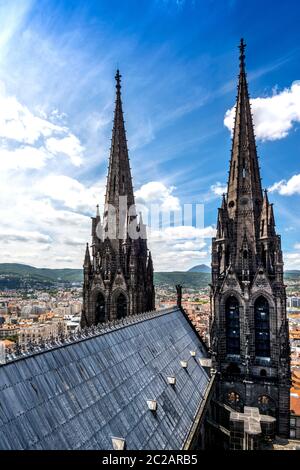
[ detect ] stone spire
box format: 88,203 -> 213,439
81,70 -> 155,328
84,243 -> 91,270
225,38 -> 264,276
210,39 -> 290,439
227,39 -> 263,216
260,190 -> 276,239
105,70 -> 135,211
147,250 -> 153,273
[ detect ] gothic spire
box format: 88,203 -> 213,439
84,243 -> 91,269
260,189 -> 276,238
227,38 -> 263,221
105,70 -> 135,210
147,250 -> 153,273
221,193 -> 227,210
81,70 -> 155,329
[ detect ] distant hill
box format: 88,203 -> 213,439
0,263 -> 83,286
0,264 -> 211,290
0,263 -> 299,290
154,272 -> 210,289
187,264 -> 210,273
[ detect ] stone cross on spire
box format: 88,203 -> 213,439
239,37 -> 246,70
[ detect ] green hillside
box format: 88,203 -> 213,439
0,264 -> 211,289
154,271 -> 210,289
0,263 -> 83,283
0,263 -> 299,290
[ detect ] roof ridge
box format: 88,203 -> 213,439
1,307 -> 178,366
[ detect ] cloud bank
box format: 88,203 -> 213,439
224,81 -> 300,141
269,173 -> 300,196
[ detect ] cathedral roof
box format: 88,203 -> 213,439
0,307 -> 211,450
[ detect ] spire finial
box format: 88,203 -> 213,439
115,69 -> 121,90
263,188 -> 269,202
239,38 -> 246,70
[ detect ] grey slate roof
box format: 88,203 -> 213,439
0,307 -> 211,450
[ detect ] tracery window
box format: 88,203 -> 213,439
95,293 -> 105,324
254,296 -> 270,358
226,296 -> 240,355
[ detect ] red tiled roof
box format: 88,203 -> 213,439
290,387 -> 300,415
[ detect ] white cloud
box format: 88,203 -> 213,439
173,240 -> 205,251
149,225 -> 215,241
0,229 -> 51,244
45,135 -> 83,167
285,252 -> 300,270
135,181 -> 181,212
210,182 -> 227,196
55,256 -> 74,263
0,146 -> 51,170
0,168 -> 92,268
136,182 -> 215,270
0,1 -> 33,59
36,175 -> 104,213
147,225 -> 215,271
224,81 -> 300,141
0,164 -> 215,270
0,85 -> 66,145
284,242 -> 300,269
269,174 -> 300,196
0,82 -> 84,168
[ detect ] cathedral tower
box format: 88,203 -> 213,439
210,40 -> 290,437
81,71 -> 155,327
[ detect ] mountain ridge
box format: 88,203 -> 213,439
0,263 -> 298,289
187,264 -> 210,273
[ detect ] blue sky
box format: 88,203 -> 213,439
0,0 -> 299,270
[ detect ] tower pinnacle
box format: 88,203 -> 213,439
84,243 -> 91,269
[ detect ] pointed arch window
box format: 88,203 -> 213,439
95,293 -> 105,324
254,296 -> 270,358
116,293 -> 127,319
225,296 -> 240,355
